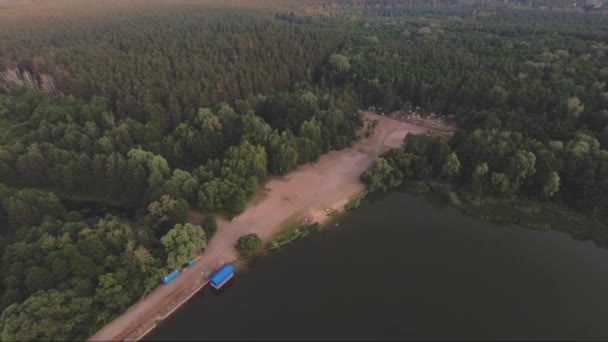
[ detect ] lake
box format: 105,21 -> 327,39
147,190 -> 608,341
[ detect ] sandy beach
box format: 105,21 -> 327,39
89,112 -> 446,341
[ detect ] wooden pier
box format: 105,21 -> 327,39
125,278 -> 209,341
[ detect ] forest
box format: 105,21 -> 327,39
0,1 -> 607,340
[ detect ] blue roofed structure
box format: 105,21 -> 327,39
208,263 -> 234,289
161,269 -> 179,284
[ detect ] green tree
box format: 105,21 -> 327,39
94,270 -> 133,321
0,290 -> 93,341
161,223 -> 206,269
4,189 -> 66,228
162,169 -> 199,201
235,233 -> 262,258
441,152 -> 461,180
565,96 -> 584,118
124,241 -> 156,275
542,172 -> 560,198
298,119 -> 323,162
361,157 -> 403,192
147,155 -> 170,190
221,141 -> 268,182
240,113 -> 272,145
267,130 -> 299,174
198,178 -> 246,215
490,172 -> 511,197
472,163 -> 489,196
329,54 -> 351,73
147,195 -> 189,233
507,151 -> 536,187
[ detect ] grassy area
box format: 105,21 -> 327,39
400,180 -> 608,247
326,209 -> 339,217
453,198 -> 608,246
345,190 -> 368,211
266,221 -> 322,250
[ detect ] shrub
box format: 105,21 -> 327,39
235,233 -> 262,257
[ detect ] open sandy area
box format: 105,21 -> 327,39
89,113 -> 448,341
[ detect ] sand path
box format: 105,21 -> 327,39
88,113 -> 435,341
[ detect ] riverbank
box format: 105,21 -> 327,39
265,176 -> 608,260
398,180 -> 608,247
264,190 -> 368,251
88,112 -> 451,341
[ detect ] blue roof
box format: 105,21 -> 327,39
209,264 -> 234,286
161,269 -> 179,283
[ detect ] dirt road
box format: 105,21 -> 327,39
88,113 -> 438,341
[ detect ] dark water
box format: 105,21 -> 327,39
147,191 -> 608,341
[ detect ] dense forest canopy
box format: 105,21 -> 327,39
0,1 -> 607,340
296,0 -> 608,17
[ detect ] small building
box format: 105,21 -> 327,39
208,263 -> 234,289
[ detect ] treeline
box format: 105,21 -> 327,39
363,130 -> 608,218
297,0 -> 608,14
449,9 -> 608,41
0,86 -> 360,213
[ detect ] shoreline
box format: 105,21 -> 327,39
264,191 -> 364,251
129,279 -> 209,341
396,180 -> 608,248
88,113 -> 450,342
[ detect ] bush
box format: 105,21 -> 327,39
345,191 -> 367,211
235,233 -> 262,258
267,222 -> 322,250
345,197 -> 362,211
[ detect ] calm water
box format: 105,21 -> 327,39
147,191 -> 608,341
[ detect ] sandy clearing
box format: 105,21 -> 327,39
88,113 -> 444,341
384,130 -> 407,149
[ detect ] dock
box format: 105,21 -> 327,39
123,278 -> 209,341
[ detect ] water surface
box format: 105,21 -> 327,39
148,191 -> 608,341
